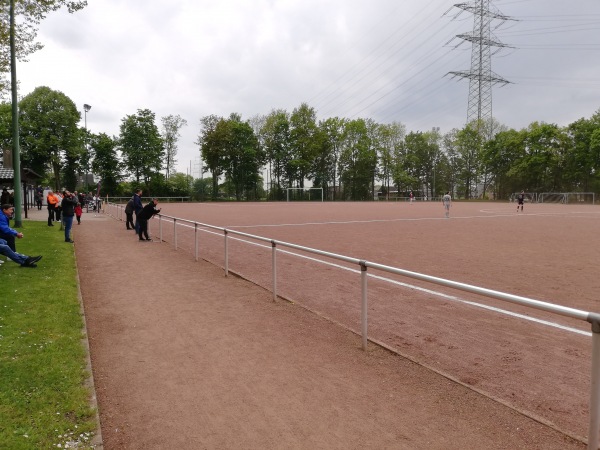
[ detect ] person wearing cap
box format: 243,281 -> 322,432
0,203 -> 23,252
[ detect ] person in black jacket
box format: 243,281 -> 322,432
124,197 -> 135,230
133,189 -> 143,235
137,198 -> 161,241
61,190 -> 78,243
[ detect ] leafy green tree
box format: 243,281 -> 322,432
377,122 -> 405,200
221,114 -> 263,200
453,123 -> 484,198
515,122 -> 566,192
119,108 -> 164,187
18,86 -> 81,190
0,101 -> 11,153
161,114 -> 187,180
90,133 -> 120,195
289,103 -> 318,188
197,114 -> 226,200
261,109 -> 291,199
403,130 -> 438,197
0,0 -> 87,96
339,119 -> 375,200
166,172 -> 193,197
192,177 -> 212,201
317,117 -> 345,200
483,128 -> 526,199
565,116 -> 600,191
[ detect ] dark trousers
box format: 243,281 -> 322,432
125,212 -> 134,230
138,218 -> 149,240
47,206 -> 55,225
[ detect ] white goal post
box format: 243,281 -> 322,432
538,192 -> 595,204
286,187 -> 324,202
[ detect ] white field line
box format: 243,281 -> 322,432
224,210 -> 600,229
170,220 -> 591,337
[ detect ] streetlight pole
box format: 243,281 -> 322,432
9,0 -> 23,226
83,104 -> 91,190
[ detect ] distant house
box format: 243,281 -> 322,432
0,160 -> 43,209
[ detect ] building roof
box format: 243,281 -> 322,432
0,164 -> 42,184
0,167 -> 13,179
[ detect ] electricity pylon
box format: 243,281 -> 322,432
445,0 -> 514,137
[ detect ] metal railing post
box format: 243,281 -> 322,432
360,260 -> 368,351
272,240 -> 277,302
174,218 -> 178,250
224,229 -> 229,277
194,223 -> 199,262
588,317 -> 600,450
159,216 -> 162,242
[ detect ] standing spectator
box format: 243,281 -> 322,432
34,191 -> 43,210
0,238 -> 41,268
133,189 -> 143,236
75,202 -> 83,225
54,191 -> 63,223
0,204 -> 24,252
517,190 -> 525,213
47,190 -> 59,226
124,197 -> 135,230
86,191 -> 93,211
78,191 -> 86,206
0,187 -> 9,204
61,190 -> 78,243
442,191 -> 452,218
409,190 -> 414,204
137,198 -> 161,241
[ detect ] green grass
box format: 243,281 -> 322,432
0,221 -> 97,449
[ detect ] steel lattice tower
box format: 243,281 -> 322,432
446,1 -> 513,134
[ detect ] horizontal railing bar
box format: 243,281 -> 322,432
365,261 -> 589,322
155,212 -> 593,323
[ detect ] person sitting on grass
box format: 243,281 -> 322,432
0,203 -> 24,251
0,238 -> 41,268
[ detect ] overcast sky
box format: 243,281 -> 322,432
16,0 -> 600,176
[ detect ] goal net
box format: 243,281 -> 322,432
538,192 -> 595,204
510,192 -> 537,203
286,187 -> 324,202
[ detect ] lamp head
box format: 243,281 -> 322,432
83,104 -> 91,112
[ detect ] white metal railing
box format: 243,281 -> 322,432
103,202 -> 600,449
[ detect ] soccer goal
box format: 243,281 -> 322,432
538,192 -> 595,204
510,192 -> 537,203
286,187 -> 324,202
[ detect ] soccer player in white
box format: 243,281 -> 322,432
442,191 -> 452,218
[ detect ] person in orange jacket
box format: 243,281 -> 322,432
47,190 -> 59,226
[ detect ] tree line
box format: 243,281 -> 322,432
199,103 -> 600,201
1,85 -> 600,201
